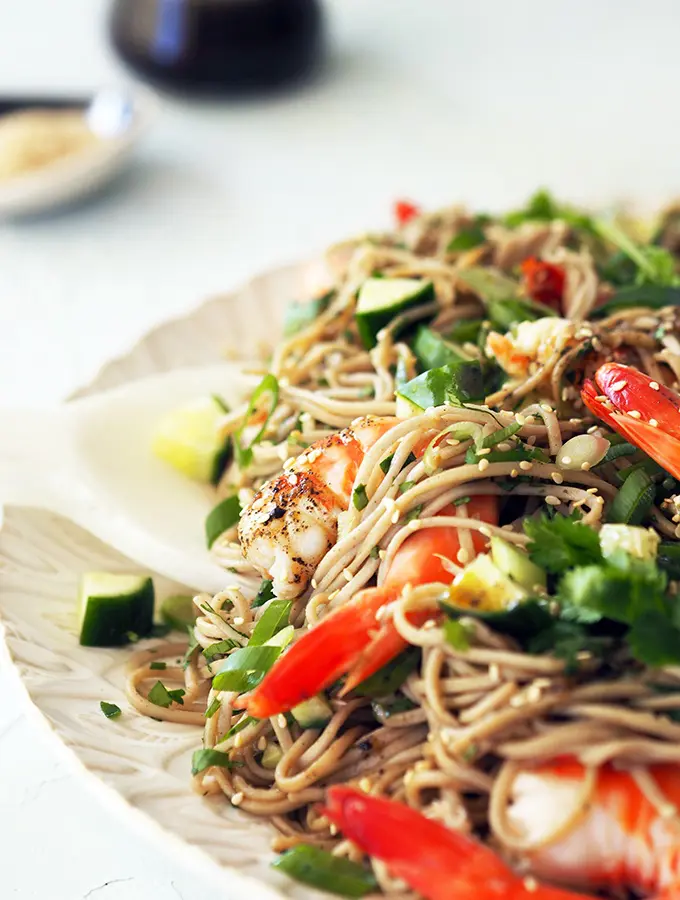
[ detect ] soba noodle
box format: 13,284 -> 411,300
127,195 -> 680,898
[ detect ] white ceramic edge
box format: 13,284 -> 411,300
0,87 -> 158,215
0,254 -> 332,900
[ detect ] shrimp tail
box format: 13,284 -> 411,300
323,787 -> 593,900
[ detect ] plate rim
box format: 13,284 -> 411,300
0,255 -> 323,900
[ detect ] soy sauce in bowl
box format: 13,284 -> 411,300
110,0 -> 325,95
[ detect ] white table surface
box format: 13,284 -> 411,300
2,0 -> 680,896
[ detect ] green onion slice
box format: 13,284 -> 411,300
249,599 -> 292,646
212,646 -> 282,693
272,844 -> 378,898
205,495 -> 242,548
607,468 -> 655,525
234,374 -> 280,469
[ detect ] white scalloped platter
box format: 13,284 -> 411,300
0,257 -> 333,900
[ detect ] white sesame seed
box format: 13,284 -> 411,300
660,803 -> 677,819
525,415 -> 536,425
612,380 -> 627,391
650,418 -> 659,427
545,495 -> 561,506
233,616 -> 244,626
628,410 -> 641,419
423,619 -> 438,630
561,455 -> 572,465
328,589 -> 340,601
457,548 -> 470,564
581,461 -> 592,471
524,877 -> 538,892
277,715 -> 288,729
477,447 -> 491,456
311,579 -> 318,589
231,792 -> 245,806
526,435 -> 537,446
343,568 -> 354,582
596,395 -> 607,402
379,550 -> 387,560
519,460 -> 533,471
569,418 -> 583,425
489,664 -> 501,683
541,403 -> 553,412
586,425 -> 600,435
586,487 -> 599,494
650,381 -> 661,391
510,468 -> 519,478
257,736 -> 267,751
478,458 -> 490,472
552,472 -> 564,484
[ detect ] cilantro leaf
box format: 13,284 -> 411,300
627,611 -> 680,667
524,512 -> 603,574
100,701 -> 122,719
557,552 -> 668,626
527,620 -> 612,674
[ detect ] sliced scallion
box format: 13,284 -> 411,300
252,578 -> 275,609
205,495 -> 242,549
100,701 -> 121,719
607,468 -> 655,525
272,844 -> 378,898
212,645 -> 282,693
249,599 -> 292,646
352,484 -> 369,511
234,374 -> 280,469
191,748 -> 242,776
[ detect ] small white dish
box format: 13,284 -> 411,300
0,86 -> 156,217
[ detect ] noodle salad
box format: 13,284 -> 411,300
90,191 -> 680,900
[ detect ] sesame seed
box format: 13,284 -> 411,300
525,415 -> 536,425
581,461 -> 592,471
311,579 -> 318,589
379,550 -> 387,560
650,381 -> 660,391
660,803 -> 677,819
561,455 -> 572,465
423,619 -> 438,630
569,417 -> 583,425
524,877 -> 538,892
650,418 -> 659,427
277,715 -> 288,729
612,380 -> 627,391
329,824 -> 338,836
526,435 -> 537,446
545,495 -> 561,506
586,425 -> 600,435
489,664 -> 501,682
596,395 -> 608,402
477,447 -> 491,456
343,568 -> 354,582
510,469 -> 519,478
257,736 -> 267,751
233,616 -> 244,626
628,410 -> 641,419
328,589 -> 340,601
231,792 -> 244,806
358,777 -> 372,792
519,460 -> 533,471
587,487 -> 599,494
457,548 -> 470,564
552,472 -> 564,484
510,694 -> 527,707
541,403 -> 553,412
576,651 -> 593,661
478,458 -> 490,472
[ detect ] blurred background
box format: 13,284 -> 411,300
1,1 -> 680,896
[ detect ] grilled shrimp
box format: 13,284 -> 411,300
238,417 -> 397,599
505,757 -> 680,896
486,317 -> 574,378
323,759 -> 680,900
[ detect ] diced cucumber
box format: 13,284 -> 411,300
447,555 -> 527,613
261,743 -> 283,769
411,325 -> 470,371
79,572 -> 154,647
490,537 -> 547,591
152,396 -> 230,485
599,524 -> 660,561
291,695 -> 333,728
161,594 -> 196,631
355,277 -> 434,349
396,360 -> 486,413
